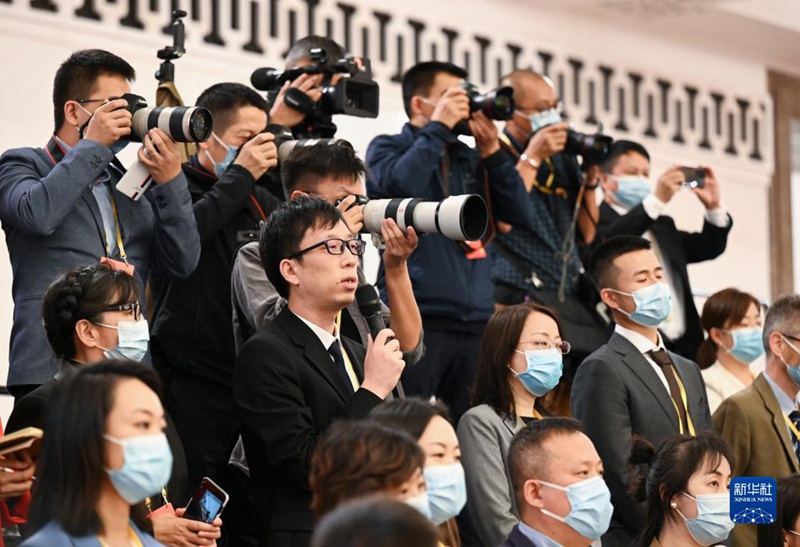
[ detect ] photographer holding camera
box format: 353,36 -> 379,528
595,140 -> 732,360
366,61 -> 539,421
149,83 -> 281,501
0,49 -> 200,400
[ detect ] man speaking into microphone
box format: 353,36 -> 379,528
234,194 -> 420,546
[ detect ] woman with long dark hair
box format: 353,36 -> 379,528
23,362 -> 179,546
757,474 -> 800,546
628,431 -> 735,547
371,398 -> 464,547
457,303 -> 569,547
696,288 -> 763,413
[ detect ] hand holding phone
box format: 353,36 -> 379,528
183,477 -> 229,524
680,166 -> 706,189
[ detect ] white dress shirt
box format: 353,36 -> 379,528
614,324 -> 670,392
296,312 -> 359,391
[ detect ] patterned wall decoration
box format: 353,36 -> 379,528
3,0 -> 768,163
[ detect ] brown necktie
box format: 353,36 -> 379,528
647,349 -> 690,433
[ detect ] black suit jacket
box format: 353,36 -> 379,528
570,333 -> 713,547
497,524 -> 543,547
595,202 -> 732,360
233,307 -> 383,547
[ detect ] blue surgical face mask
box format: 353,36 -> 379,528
105,433 -> 173,504
516,107 -> 562,134
779,335 -> 800,387
611,175 -> 651,209
97,319 -> 150,362
609,282 -> 672,328
423,464 -> 467,525
404,491 -> 433,521
723,327 -> 764,365
204,132 -> 238,177
537,476 -> 613,540
674,492 -> 734,546
509,348 -> 563,397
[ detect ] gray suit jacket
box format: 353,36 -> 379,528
21,520 -> 162,546
0,138 -> 200,385
457,404 -> 525,547
571,332 -> 712,547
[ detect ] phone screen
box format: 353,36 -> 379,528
681,167 -> 706,189
184,480 -> 227,523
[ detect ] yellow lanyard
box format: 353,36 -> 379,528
108,196 -> 128,263
671,371 -> 696,436
334,312 -> 358,391
497,133 -> 557,195
785,413 -> 800,441
97,526 -> 143,547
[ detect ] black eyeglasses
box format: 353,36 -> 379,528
100,302 -> 142,321
783,333 -> 800,344
289,238 -> 366,259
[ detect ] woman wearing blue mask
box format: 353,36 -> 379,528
629,431 -> 735,547
7,264 -> 220,547
457,303 -> 569,547
23,361 -> 184,546
696,288 -> 764,413
371,399 -> 465,547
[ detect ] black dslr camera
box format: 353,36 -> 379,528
564,129 -> 613,165
458,82 -> 515,120
251,48 -> 379,138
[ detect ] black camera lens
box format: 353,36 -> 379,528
565,129 -> 613,164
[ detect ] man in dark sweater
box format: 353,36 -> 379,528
149,83 -> 281,497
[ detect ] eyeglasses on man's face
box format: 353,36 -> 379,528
289,238 -> 366,259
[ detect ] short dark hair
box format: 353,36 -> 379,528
508,418 -> 586,507
52,49 -> 135,132
370,398 -> 452,440
258,196 -> 343,298
601,140 -> 650,173
401,61 -> 467,117
195,82 -> 268,135
470,303 -> 561,421
311,496 -> 439,547
281,142 -> 366,199
758,474 -> 800,546
628,432 -> 734,547
285,36 -> 346,68
588,235 -> 653,290
42,263 -> 142,359
27,360 -> 163,536
310,420 -> 425,519
696,288 -> 762,369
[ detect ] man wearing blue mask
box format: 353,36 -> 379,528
571,235 -> 712,547
501,417 -> 613,547
150,82 -> 281,501
714,294 -> 800,547
0,49 -> 200,402
596,140 -> 732,360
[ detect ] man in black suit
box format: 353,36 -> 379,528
594,140 -> 731,360
571,236 -> 713,547
500,418 -> 612,547
233,197 -> 407,547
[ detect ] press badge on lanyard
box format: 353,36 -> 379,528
100,198 -> 135,276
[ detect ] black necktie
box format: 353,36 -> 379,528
328,341 -> 354,395
647,349 -> 690,433
789,410 -> 800,463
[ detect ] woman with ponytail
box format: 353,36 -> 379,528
696,288 -> 763,413
628,432 -> 734,547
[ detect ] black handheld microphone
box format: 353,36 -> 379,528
355,284 -> 404,399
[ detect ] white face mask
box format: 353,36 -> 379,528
96,319 -> 150,362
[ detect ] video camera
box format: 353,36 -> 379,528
251,48 -> 379,138
120,93 -> 213,143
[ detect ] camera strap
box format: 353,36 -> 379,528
497,133 -> 558,196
